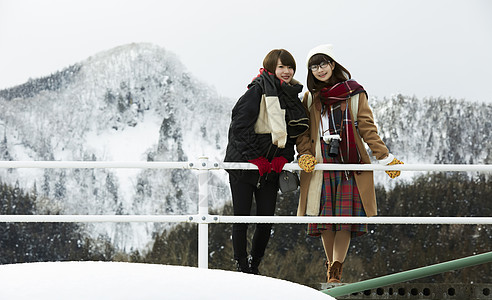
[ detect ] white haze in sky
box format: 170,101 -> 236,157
0,0 -> 491,103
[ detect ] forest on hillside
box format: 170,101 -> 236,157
1,173 -> 491,286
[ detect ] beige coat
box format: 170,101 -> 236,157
296,91 -> 390,217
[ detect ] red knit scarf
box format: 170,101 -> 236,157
320,79 -> 365,106
320,80 -> 366,164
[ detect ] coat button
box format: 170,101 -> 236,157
312,139 -> 314,143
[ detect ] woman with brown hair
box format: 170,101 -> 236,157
296,44 -> 403,283
224,49 -> 308,274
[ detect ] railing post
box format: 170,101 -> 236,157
197,157 -> 209,269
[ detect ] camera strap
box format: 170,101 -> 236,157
319,97 -> 362,174
332,103 -> 348,167
329,102 -> 345,136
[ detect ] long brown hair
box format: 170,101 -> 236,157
263,49 -> 296,74
306,53 -> 350,93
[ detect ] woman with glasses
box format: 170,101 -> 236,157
296,44 -> 403,283
224,49 -> 309,274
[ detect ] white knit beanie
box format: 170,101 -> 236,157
306,44 -> 337,68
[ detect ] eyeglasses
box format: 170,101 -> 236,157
309,61 -> 331,72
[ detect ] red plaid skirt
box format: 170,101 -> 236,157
307,139 -> 368,238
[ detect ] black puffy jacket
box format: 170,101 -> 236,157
224,84 -> 299,174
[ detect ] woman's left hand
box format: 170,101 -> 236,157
271,156 -> 288,173
386,157 -> 404,179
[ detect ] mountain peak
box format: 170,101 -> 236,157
85,43 -> 173,64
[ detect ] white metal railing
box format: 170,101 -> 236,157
1,158 -> 492,269
2,160 -> 492,172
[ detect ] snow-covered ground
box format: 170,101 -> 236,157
0,262 -> 335,300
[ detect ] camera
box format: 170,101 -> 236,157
323,134 -> 341,158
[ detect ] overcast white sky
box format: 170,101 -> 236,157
1,0 -> 491,103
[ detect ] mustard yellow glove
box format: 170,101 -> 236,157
298,154 -> 317,173
385,158 -> 404,179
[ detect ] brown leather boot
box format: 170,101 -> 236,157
327,261 -> 343,283
324,260 -> 331,282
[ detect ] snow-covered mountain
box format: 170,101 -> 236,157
373,94 -> 491,165
370,94 -> 492,186
0,43 -> 490,250
0,43 -> 233,250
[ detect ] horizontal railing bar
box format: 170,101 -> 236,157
0,215 -> 490,224
0,161 -> 191,169
219,162 -> 492,172
0,161 -> 491,172
215,216 -> 492,224
0,215 -> 193,223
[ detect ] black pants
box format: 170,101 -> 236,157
229,174 -> 278,260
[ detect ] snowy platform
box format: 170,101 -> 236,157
0,261 -> 334,300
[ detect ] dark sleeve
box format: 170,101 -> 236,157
277,137 -> 296,162
229,85 -> 263,160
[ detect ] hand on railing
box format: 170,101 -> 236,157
298,154 -> 317,173
385,157 -> 404,179
248,157 -> 271,176
271,156 -> 288,173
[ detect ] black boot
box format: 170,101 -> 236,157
235,257 -> 251,273
249,256 -> 262,275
